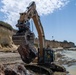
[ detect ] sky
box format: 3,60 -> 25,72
0,0 -> 76,45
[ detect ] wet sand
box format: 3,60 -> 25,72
67,65 -> 76,75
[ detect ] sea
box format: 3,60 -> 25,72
61,50 -> 76,75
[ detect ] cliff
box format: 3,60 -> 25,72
35,38 -> 75,48
0,21 -> 75,49
0,21 -> 16,49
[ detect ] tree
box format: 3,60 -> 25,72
63,40 -> 68,43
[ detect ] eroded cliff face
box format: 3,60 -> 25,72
35,38 -> 75,48
0,26 -> 13,47
0,21 -> 75,49
0,24 -> 17,50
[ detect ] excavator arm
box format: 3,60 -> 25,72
18,2 -> 45,54
12,2 -> 45,63
13,1 -> 55,65
19,11 -> 45,58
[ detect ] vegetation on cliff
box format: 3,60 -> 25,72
35,38 -> 75,48
0,21 -> 13,30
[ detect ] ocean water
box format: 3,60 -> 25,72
62,50 -> 76,75
62,50 -> 76,60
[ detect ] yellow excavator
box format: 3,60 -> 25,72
12,2 -> 66,75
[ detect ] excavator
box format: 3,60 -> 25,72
12,2 -> 66,75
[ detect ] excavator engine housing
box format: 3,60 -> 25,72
38,48 -> 55,65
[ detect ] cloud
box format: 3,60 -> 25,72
0,0 -> 69,28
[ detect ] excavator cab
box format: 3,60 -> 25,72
38,48 -> 55,66
43,48 -> 55,64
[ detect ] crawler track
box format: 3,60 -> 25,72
25,64 -> 53,75
3,62 -> 53,75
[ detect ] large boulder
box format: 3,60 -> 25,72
0,44 -> 2,48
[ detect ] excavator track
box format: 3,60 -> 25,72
2,63 -> 52,75
24,64 -> 53,75
3,62 -> 66,75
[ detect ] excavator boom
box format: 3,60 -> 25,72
12,2 -> 45,63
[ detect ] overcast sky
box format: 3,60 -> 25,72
0,0 -> 76,44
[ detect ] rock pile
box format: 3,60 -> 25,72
0,64 -> 34,75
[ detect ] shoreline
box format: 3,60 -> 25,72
0,48 -> 76,75
55,50 -> 76,75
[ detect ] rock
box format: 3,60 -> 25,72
53,72 -> 66,75
50,62 -> 66,72
0,64 -> 5,75
57,53 -> 62,58
0,44 -> 2,48
4,68 -> 17,75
